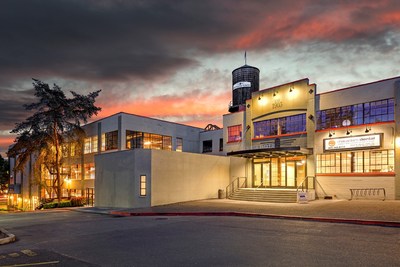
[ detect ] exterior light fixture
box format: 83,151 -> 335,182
258,96 -> 262,100
309,89 -> 314,94
346,129 -> 352,135
273,90 -> 278,97
328,130 -> 335,137
289,84 -> 294,92
365,126 -> 371,133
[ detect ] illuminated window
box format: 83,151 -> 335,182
126,130 -> 172,151
71,164 -> 82,180
228,125 -> 242,142
176,137 -> 183,152
84,163 -> 95,179
105,131 -> 118,151
84,136 -> 98,154
317,149 -> 394,174
140,175 -> 146,196
254,114 -> 305,138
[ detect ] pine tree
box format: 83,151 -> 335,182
8,79 -> 101,202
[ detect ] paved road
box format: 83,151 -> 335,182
1,209 -> 400,266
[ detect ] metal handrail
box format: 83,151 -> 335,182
296,176 -> 315,193
225,177 -> 247,198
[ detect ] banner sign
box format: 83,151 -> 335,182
233,81 -> 251,90
324,134 -> 382,152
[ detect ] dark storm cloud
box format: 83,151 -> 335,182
0,89 -> 35,130
2,0 -> 399,84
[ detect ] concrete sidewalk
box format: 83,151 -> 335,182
76,198 -> 400,227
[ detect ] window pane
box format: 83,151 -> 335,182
228,125 -> 242,142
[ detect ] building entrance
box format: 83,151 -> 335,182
253,156 -> 306,188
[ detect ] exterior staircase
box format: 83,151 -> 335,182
228,188 -> 298,203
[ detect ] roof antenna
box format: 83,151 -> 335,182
244,51 -> 247,65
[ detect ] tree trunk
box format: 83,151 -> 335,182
54,121 -> 62,203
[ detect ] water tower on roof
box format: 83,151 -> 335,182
229,52 -> 260,113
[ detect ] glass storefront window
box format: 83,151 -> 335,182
317,149 -> 394,174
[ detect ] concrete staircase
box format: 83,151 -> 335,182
228,188 -> 298,203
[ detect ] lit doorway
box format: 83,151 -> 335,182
253,156 -> 306,188
254,162 -> 270,187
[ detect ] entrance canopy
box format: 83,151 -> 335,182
227,146 -> 312,158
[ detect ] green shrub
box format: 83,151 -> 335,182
43,200 -> 71,209
42,197 -> 85,209
70,197 -> 85,207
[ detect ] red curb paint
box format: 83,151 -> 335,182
109,211 -> 400,228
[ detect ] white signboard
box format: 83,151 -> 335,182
324,134 -> 382,151
253,143 -> 275,149
233,81 -> 251,90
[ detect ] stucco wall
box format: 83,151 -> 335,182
316,175 -> 395,200
151,150 -> 238,206
95,148 -> 247,208
95,149 -> 151,208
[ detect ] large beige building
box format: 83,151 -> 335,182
8,63 -> 400,210
224,74 -> 400,201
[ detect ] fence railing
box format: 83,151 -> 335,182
226,177 -> 247,199
296,176 -> 315,193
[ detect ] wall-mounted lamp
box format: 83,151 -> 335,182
346,129 -> 352,135
309,89 -> 314,94
328,130 -> 335,137
289,84 -> 294,92
247,104 -> 250,108
258,95 -> 262,100
273,90 -> 278,97
308,114 -> 314,120
365,126 -> 371,133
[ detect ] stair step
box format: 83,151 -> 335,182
228,188 -> 299,203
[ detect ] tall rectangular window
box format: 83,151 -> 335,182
176,137 -> 183,152
105,131 -> 118,150
219,138 -> 223,151
84,136 -> 98,154
140,175 -> 146,196
202,140 -> 212,153
228,125 -> 242,142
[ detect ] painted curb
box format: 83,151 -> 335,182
109,211 -> 400,228
0,228 -> 16,245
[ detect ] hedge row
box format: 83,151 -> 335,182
42,197 -> 85,209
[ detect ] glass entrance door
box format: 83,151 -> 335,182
286,161 -> 296,187
253,156 -> 306,188
254,162 -> 270,187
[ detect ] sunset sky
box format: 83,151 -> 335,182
1,0 -> 400,157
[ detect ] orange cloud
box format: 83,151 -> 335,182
96,90 -> 231,128
233,2 -> 400,49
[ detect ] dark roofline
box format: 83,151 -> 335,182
84,111 -> 204,130
259,78 -> 310,92
317,75 -> 400,96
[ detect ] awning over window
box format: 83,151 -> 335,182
227,147 -> 312,158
